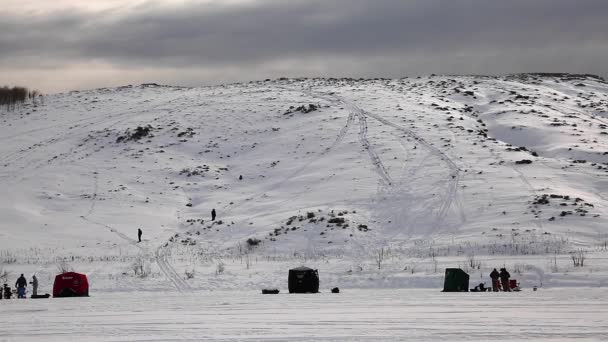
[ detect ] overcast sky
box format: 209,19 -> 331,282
1,0 -> 607,93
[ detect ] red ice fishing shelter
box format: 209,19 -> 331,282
53,272 -> 89,297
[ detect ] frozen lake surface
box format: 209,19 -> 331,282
2,288 -> 608,341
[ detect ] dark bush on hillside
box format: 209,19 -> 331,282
116,125 -> 154,143
328,217 -> 345,225
246,238 -> 261,247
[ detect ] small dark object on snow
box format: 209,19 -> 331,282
211,208 -> 216,221
31,294 -> 51,299
262,289 -> 280,294
470,283 -> 488,292
137,228 -> 142,243
515,159 -> 533,165
239,175 -> 243,180
331,287 -> 340,293
3,284 -> 11,299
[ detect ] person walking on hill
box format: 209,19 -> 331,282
138,228 -> 143,243
211,208 -> 216,221
30,275 -> 38,297
490,268 -> 500,292
499,268 -> 511,292
15,274 -> 27,298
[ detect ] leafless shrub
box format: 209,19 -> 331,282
245,254 -> 251,270
56,259 -> 73,274
549,254 -> 559,273
0,86 -> 36,110
216,261 -> 225,275
0,250 -> 17,264
185,269 -> 195,279
0,268 -> 9,283
132,255 -> 151,277
513,263 -> 529,275
375,247 -> 385,270
467,253 -> 481,269
571,249 -> 586,267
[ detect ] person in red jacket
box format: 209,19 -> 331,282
499,268 -> 511,292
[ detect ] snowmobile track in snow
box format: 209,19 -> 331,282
342,97 -> 462,231
81,172 -> 191,293
297,87 -> 465,239
155,247 -> 192,293
354,107 -> 393,186
298,87 -> 393,186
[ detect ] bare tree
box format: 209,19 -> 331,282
0,268 -> 9,283
0,86 -> 31,110
571,249 -> 586,267
56,259 -> 73,274
375,247 -> 385,270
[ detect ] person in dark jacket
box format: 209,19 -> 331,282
211,208 -> 216,221
15,274 -> 27,298
138,228 -> 143,243
490,268 -> 500,292
499,268 -> 511,292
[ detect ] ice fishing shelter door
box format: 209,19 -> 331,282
288,267 -> 319,293
442,268 -> 469,292
53,272 -> 89,297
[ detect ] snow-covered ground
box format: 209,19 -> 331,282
2,288 -> 608,341
1,74 -> 608,339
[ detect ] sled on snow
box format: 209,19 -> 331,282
31,294 -> 51,299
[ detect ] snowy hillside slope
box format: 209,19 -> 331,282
1,74 -> 607,292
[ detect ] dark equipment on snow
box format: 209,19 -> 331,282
288,267 -> 319,294
331,287 -> 340,293
53,272 -> 89,297
3,284 -> 11,299
262,289 -> 280,294
509,279 -> 521,292
31,294 -> 51,299
470,283 -> 489,292
442,268 -> 469,292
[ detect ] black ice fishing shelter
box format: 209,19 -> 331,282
442,268 -> 469,292
288,267 -> 319,293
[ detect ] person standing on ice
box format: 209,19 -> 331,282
211,208 -> 216,221
499,268 -> 511,292
490,268 -> 500,292
138,228 -> 143,243
15,274 -> 27,298
30,275 -> 38,297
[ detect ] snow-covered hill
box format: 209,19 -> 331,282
1,74 -> 607,292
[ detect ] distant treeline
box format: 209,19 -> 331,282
0,86 -> 42,110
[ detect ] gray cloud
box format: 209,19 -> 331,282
1,0 -> 607,92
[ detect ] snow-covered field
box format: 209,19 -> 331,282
1,74 -> 608,340
3,288 -> 608,341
